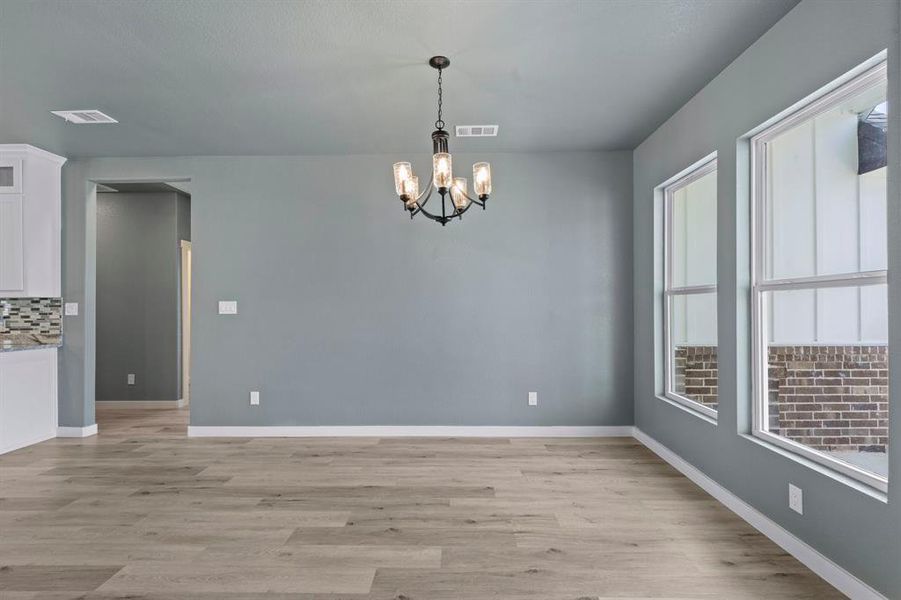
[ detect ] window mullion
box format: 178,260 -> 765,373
757,270 -> 887,292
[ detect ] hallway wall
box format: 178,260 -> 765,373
96,190 -> 191,402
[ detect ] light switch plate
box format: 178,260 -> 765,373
250,391 -> 260,406
218,300 -> 238,315
64,302 -> 79,316
528,392 -> 538,406
789,483 -> 803,515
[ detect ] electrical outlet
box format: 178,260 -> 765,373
218,300 -> 238,315
250,391 -> 260,406
789,483 -> 803,515
64,302 -> 79,316
127,373 -> 135,385
528,391 -> 538,406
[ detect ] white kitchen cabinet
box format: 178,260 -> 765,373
0,195 -> 24,290
0,145 -> 66,297
0,157 -> 22,193
0,348 -> 58,454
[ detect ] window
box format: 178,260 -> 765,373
751,59 -> 888,491
664,158 -> 718,418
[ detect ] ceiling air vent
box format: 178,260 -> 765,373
455,125 -> 498,137
51,110 -> 118,124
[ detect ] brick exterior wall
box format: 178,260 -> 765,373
673,346 -> 718,408
674,345 -> 889,453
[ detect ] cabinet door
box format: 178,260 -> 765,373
0,195 -> 24,292
0,158 -> 22,194
0,349 -> 57,454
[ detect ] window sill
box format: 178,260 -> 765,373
740,433 -> 888,503
656,394 -> 718,426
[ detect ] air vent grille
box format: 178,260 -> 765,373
51,110 -> 118,124
455,125 -> 498,137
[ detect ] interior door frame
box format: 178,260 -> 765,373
180,240 -> 192,405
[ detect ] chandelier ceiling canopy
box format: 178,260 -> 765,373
392,56 -> 493,226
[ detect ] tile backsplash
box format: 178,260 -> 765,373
0,298 -> 62,336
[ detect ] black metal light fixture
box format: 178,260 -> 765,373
393,56 -> 492,226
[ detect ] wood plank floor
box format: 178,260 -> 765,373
0,407 -> 843,599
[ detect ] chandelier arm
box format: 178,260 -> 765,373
412,202 -> 445,222
416,177 -> 435,204
451,201 -> 473,218
408,177 -> 435,217
458,189 -> 485,207
414,195 -> 472,223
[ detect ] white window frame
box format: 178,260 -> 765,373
663,157 -> 718,420
750,60 -> 888,493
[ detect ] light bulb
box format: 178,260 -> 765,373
403,176 -> 419,208
473,162 -> 491,197
451,177 -> 468,210
393,162 -> 412,196
433,153 -> 453,189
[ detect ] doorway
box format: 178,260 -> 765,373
93,181 -> 191,429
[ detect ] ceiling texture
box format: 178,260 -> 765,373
0,0 -> 798,158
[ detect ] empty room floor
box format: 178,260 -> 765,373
0,407 -> 842,599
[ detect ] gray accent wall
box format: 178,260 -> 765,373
632,1 -> 899,596
60,151 -> 633,428
96,191 -> 190,401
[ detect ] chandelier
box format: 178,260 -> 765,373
392,56 -> 493,226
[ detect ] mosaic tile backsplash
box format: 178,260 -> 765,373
0,298 -> 63,336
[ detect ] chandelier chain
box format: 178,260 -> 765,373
435,67 -> 445,130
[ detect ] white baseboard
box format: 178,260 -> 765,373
1,431 -> 57,455
633,428 -> 887,600
57,424 -> 98,438
96,399 -> 186,408
188,425 -> 635,438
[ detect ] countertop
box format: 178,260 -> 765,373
0,333 -> 62,353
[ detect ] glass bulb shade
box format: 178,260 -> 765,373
451,177 -> 469,209
473,162 -> 491,196
403,176 -> 419,207
393,162 -> 412,196
433,153 -> 453,189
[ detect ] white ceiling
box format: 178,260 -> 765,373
0,0 -> 798,158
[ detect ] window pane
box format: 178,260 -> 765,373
670,292 -> 718,410
765,79 -> 887,280
0,166 -> 13,188
763,284 -> 888,478
671,168 -> 717,287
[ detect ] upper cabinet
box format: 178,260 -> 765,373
0,145 -> 66,297
0,158 -> 23,194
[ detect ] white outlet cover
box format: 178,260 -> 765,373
218,300 -> 238,315
528,392 -> 538,406
127,373 -> 135,385
64,302 -> 79,316
250,391 -> 260,406
789,483 -> 803,515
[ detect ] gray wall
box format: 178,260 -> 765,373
632,1 -> 899,596
96,191 -> 189,401
61,151 -> 633,427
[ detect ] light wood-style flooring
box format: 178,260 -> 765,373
0,407 -> 843,599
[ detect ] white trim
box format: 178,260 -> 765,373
662,391 -> 719,421
0,144 -> 67,166
661,154 -> 719,423
754,429 -> 887,493
757,270 -> 887,292
56,424 -> 98,438
634,428 -> 888,600
749,56 -> 890,492
187,425 -> 636,438
96,399 -> 186,409
0,432 -> 57,455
